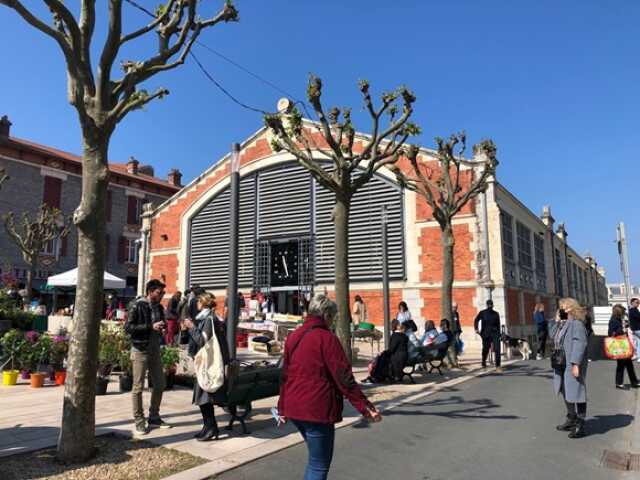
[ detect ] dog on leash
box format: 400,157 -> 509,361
503,335 -> 532,360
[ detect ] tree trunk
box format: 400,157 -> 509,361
333,195 -> 352,362
25,263 -> 35,308
57,132 -> 109,463
441,223 -> 458,367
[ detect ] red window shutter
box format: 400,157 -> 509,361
106,190 -> 112,222
43,176 -> 62,209
105,234 -> 110,261
118,236 -> 126,263
127,196 -> 137,225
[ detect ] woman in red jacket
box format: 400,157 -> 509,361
277,294 -> 382,480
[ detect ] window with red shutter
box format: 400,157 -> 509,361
127,196 -> 137,225
43,176 -> 62,209
106,190 -> 112,222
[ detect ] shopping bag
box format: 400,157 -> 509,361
604,335 -> 634,360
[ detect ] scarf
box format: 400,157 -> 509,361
196,308 -> 211,322
554,320 -> 569,349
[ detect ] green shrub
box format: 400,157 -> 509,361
0,329 -> 26,371
161,346 -> 181,372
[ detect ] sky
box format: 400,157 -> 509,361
0,0 -> 638,283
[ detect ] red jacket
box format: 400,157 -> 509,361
277,315 -> 373,424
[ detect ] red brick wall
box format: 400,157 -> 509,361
506,288 -> 521,326
348,289 -> 403,326
419,224 -> 474,283
420,287 -> 476,327
149,254 -> 179,295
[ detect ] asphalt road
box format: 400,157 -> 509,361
218,360 -> 638,480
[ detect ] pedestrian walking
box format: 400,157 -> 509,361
352,295 -> 368,326
165,291 -> 182,346
451,302 -> 463,350
183,293 -> 230,441
277,294 -> 382,480
534,302 -> 548,360
628,298 -> 640,362
474,299 -> 502,371
395,301 -> 412,325
608,304 -> 639,389
552,297 -> 589,439
124,279 -> 171,436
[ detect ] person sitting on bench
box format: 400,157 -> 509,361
421,320 -> 439,347
405,320 -> 423,361
389,319 -> 409,382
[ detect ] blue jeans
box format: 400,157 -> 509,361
292,420 -> 335,480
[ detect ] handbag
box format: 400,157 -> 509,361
194,316 -> 225,393
550,324 -> 568,371
604,335 -> 635,360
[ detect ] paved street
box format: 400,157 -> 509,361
219,360 -> 638,480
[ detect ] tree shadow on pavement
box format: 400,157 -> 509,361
377,395 -> 521,420
482,364 -> 554,380
586,414 -> 634,436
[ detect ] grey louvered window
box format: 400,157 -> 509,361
188,175 -> 256,289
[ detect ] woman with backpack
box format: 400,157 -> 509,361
183,293 -> 230,442
551,298 -> 589,439
277,294 -> 381,480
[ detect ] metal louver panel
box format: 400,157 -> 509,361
315,172 -> 405,283
258,164 -> 311,238
188,175 -> 256,289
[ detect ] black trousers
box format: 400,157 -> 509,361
537,329 -> 548,356
616,359 -> 638,386
565,400 -> 587,419
199,403 -> 219,430
482,335 -> 501,367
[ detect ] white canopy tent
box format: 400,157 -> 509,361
47,267 -> 126,289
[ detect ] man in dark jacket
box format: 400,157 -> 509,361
474,299 -> 502,370
125,279 -> 170,435
629,298 -> 640,362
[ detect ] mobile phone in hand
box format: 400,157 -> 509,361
270,407 -> 282,427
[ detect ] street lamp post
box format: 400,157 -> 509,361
381,205 -> 390,350
227,143 -> 241,359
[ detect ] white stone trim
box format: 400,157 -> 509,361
125,188 -> 146,199
39,167 -> 68,181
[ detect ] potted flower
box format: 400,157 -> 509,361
50,334 -> 69,385
1,329 -> 25,386
29,334 -> 52,388
96,328 -> 119,395
161,346 -> 181,390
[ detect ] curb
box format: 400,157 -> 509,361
164,359 -> 519,480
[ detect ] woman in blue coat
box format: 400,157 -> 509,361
552,298 -> 589,438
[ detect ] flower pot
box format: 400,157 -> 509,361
119,374 -> 133,392
30,372 -> 45,388
48,368 -> 56,382
20,370 -> 31,380
54,370 -> 67,386
95,376 -> 109,396
2,370 -> 19,386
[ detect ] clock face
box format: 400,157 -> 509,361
270,241 -> 299,286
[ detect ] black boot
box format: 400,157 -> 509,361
556,415 -> 576,431
197,418 -> 219,442
194,424 -> 208,439
568,418 -> 586,438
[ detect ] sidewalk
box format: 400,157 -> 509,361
0,348 -> 502,479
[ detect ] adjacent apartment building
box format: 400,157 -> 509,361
0,116 -> 181,297
140,120 -> 608,347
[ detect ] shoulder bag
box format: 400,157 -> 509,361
194,316 -> 225,393
550,324 -> 568,371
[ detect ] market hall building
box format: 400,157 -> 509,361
141,123 -> 608,347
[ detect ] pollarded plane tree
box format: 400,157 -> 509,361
394,135 -> 498,366
3,204 -> 70,306
265,75 -> 420,360
0,0 -> 239,462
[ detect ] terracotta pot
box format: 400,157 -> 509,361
30,372 -> 46,388
54,370 -> 66,386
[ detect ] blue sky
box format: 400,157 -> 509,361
0,1 -> 638,283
